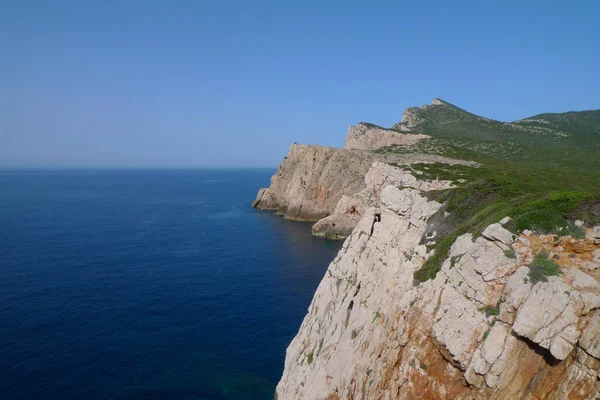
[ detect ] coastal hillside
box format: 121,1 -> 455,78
255,99 -> 600,399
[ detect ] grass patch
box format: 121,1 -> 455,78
528,250 -> 562,284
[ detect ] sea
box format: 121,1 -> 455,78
0,169 -> 342,400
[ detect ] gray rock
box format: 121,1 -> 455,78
567,268 -> 600,291
344,123 -> 429,151
499,216 -> 512,226
482,223 -> 515,246
252,144 -> 377,220
511,277 -> 582,360
580,310 -> 600,359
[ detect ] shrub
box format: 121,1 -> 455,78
512,209 -> 566,234
564,222 -> 586,239
528,250 -> 562,284
503,247 -> 517,259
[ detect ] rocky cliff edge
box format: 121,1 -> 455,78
276,162 -> 600,399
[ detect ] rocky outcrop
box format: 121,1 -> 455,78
276,167 -> 600,399
344,123 -> 429,151
252,144 -> 378,220
254,143 -> 476,237
311,162 -> 455,239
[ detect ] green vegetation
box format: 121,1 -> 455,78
351,330 -> 358,340
564,222 -> 586,239
372,310 -> 381,323
528,250 -> 562,284
306,352 -> 314,364
358,121 -> 407,135
503,247 -> 517,259
376,100 -> 600,283
420,362 -> 427,370
449,255 -> 460,269
482,304 -> 500,316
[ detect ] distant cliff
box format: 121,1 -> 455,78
344,123 -> 429,151
252,144 -> 378,221
253,126 -> 470,238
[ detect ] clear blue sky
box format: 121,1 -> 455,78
1,1 -> 598,168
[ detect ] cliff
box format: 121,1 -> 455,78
257,98 -> 600,399
276,164 -> 600,399
251,144 -> 378,221
253,132 -> 473,237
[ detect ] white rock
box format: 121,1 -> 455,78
481,323 -> 509,365
581,293 -> 600,314
580,311 -> 600,359
344,123 -> 429,151
433,287 -> 488,369
588,226 -> 600,240
499,216 -> 512,226
512,277 -> 583,360
482,223 -> 514,246
567,268 -> 600,291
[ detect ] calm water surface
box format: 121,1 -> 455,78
0,169 -> 342,399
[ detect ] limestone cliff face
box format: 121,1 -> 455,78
310,162 -> 455,240
276,165 -> 600,399
344,123 -> 429,151
253,140 -> 474,236
252,144 -> 377,221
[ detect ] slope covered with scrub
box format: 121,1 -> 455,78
371,99 -> 600,282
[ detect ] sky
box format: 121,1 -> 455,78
1,1 -> 599,168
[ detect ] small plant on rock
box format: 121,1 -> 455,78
528,250 -> 562,284
503,247 -> 517,259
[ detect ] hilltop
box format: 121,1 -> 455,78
363,99 -> 600,281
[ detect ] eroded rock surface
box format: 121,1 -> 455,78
252,144 -> 377,220
344,123 -> 429,151
311,162 -> 454,239
276,167 -> 600,399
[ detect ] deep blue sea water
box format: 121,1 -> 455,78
0,169 -> 342,400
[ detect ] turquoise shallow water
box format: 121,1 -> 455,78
0,169 -> 342,400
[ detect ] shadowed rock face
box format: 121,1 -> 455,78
275,168 -> 600,399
